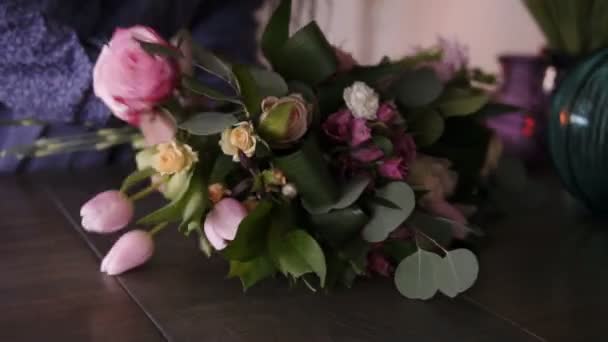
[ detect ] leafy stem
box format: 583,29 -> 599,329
148,222 -> 169,237
128,175 -> 169,202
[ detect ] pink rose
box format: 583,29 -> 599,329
101,230 -> 154,275
351,146 -> 384,163
378,157 -> 407,180
204,198 -> 248,250
139,111 -> 177,146
80,190 -> 133,233
376,103 -> 397,123
367,251 -> 392,277
392,130 -> 417,163
350,118 -> 372,147
93,26 -> 178,124
322,109 -> 353,143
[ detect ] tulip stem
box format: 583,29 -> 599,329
148,222 -> 169,237
128,176 -> 169,202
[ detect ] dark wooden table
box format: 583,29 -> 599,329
1,168 -> 606,341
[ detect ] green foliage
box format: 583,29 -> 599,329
191,43 -> 238,89
407,109 -> 445,147
209,155 -> 236,184
406,212 -> 453,248
383,240 -> 417,263
137,40 -> 183,59
137,170 -> 194,225
372,135 -> 394,156
228,255 -> 276,290
362,182 -> 416,243
258,102 -> 294,141
310,206 -> 369,244
181,76 -> 242,104
436,87 -> 489,117
302,176 -> 370,215
274,136 -> 339,211
223,200 -> 274,261
261,0 -> 292,64
178,112 -> 238,136
232,65 -> 288,118
120,168 -> 155,193
435,249 -> 479,298
392,68 -> 444,108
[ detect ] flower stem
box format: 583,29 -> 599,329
148,222 -> 169,237
128,176 -> 169,202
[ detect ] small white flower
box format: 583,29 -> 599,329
281,183 -> 298,199
343,81 -> 379,120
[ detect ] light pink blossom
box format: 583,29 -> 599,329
203,198 -> 248,250
80,190 -> 133,233
101,230 -> 154,275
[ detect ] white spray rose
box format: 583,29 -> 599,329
343,81 -> 379,120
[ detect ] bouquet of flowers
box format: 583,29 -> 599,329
76,0 -> 508,300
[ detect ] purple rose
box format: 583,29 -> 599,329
350,118 -> 372,147
378,157 -> 407,180
322,109 -> 353,143
377,103 -> 397,123
351,146 -> 384,163
392,130 -> 417,163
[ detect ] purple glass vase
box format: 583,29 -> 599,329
486,55 -> 549,162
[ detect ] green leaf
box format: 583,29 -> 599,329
310,206 -> 369,244
372,135 -> 394,156
274,22 -> 338,85
120,168 -> 155,193
191,43 -> 237,89
177,182 -> 206,234
223,200 -> 274,261
383,240 -> 417,262
365,195 -> 401,210
362,182 -> 415,243
137,40 -> 183,59
137,170 -> 194,225
393,68 -> 443,108
274,136 -> 339,210
198,231 -> 214,257
209,155 -> 236,183
408,109 -> 445,147
178,112 -> 238,136
181,76 -> 242,104
135,148 -> 155,171
228,255 -> 276,290
302,176 -> 370,214
436,87 -> 490,117
394,249 -> 442,300
268,225 -> 327,287
233,65 -> 288,118
163,170 -> 191,200
435,249 -> 479,298
261,0 -> 292,64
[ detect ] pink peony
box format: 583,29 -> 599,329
378,157 -> 407,180
349,118 -> 372,147
322,109 -> 353,143
203,198 -> 248,250
80,190 -> 133,233
376,103 -> 397,124
351,146 -> 384,163
139,111 -> 177,146
101,230 -> 154,275
93,26 -> 178,124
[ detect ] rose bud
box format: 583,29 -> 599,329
262,169 -> 287,188
378,157 -> 408,180
93,26 -> 178,124
153,141 -> 198,175
203,198 -> 248,250
208,183 -> 229,204
139,111 -> 177,146
80,190 -> 134,234
258,94 -> 312,148
101,230 -> 154,275
219,122 -> 257,162
343,81 -> 379,120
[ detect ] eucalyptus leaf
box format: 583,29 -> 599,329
191,43 -> 237,89
179,112 -> 237,136
408,109 -> 445,147
137,40 -> 183,59
232,65 -> 288,117
436,87 -> 490,117
383,240 -> 417,262
435,249 -> 479,298
120,168 -> 155,193
302,176 -> 370,215
310,206 -> 369,244
223,200 -> 274,261
228,255 -> 276,290
181,76 -> 242,104
362,182 -> 415,243
406,211 -> 453,248
393,68 -> 443,108
372,136 -> 394,156
394,249 -> 442,300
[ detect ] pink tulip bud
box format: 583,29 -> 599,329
139,111 -> 177,146
80,190 -> 134,233
101,230 -> 154,275
204,198 -> 248,250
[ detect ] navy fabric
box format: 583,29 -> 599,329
0,0 -> 262,173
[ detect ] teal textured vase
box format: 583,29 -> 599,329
549,49 -> 608,214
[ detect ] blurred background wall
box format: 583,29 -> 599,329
260,0 -> 546,73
